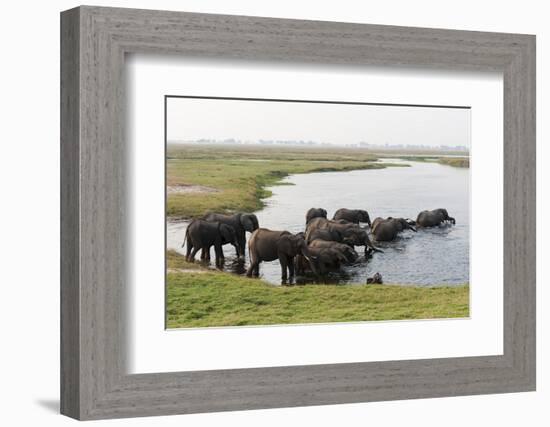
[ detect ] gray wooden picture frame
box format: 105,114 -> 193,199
60,5 -> 536,421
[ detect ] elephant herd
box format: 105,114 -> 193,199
182,208 -> 455,283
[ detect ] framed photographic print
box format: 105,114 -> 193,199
61,6 -> 536,420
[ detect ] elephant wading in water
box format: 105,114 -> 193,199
416,208 -> 455,228
305,207 -> 327,225
371,217 -> 417,242
332,208 -> 372,226
183,220 -> 240,268
305,227 -> 344,244
295,245 -> 349,276
306,217 -> 381,256
203,212 -> 259,258
246,229 -> 316,282
308,239 -> 358,263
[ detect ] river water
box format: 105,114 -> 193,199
167,159 -> 470,286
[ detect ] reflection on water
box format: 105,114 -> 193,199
167,160 -> 469,286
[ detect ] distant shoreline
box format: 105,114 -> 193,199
167,141 -> 470,157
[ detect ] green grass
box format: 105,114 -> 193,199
166,144 -> 408,219
166,251 -> 469,328
438,157 -> 469,168
388,155 -> 469,168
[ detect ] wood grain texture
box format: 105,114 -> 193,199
60,6 -> 536,420
60,7 -> 80,419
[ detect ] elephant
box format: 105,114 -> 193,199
295,246 -> 348,276
305,207 -> 328,224
246,229 -> 316,281
306,217 -> 381,255
305,227 -> 345,244
367,272 -> 383,284
203,212 -> 259,258
416,208 -> 456,228
371,217 -> 417,241
332,208 -> 372,226
183,220 -> 240,267
308,239 -> 359,263
333,219 -> 352,225
335,224 -> 381,256
305,216 -> 331,231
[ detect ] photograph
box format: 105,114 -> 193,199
165,96 -> 471,328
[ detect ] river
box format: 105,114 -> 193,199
167,159 -> 470,286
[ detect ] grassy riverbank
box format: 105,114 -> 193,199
166,251 -> 469,328
438,157 -> 469,167
166,144 -> 407,219
389,155 -> 469,168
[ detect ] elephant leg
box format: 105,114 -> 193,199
246,256 -> 260,277
238,233 -> 246,258
233,244 -> 243,262
278,252 -> 289,282
185,241 -> 193,261
213,243 -> 223,268
189,246 -> 199,262
287,255 -> 295,278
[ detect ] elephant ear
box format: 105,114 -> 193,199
251,214 -> 259,230
295,236 -> 311,256
240,214 -> 257,232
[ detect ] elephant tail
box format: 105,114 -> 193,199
181,226 -> 189,248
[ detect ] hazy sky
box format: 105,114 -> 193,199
167,97 -> 470,148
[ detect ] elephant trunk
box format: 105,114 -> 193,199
337,252 -> 348,265
364,236 -> 383,254
300,246 -> 319,275
308,257 -> 319,276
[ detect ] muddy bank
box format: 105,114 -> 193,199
167,184 -> 220,195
